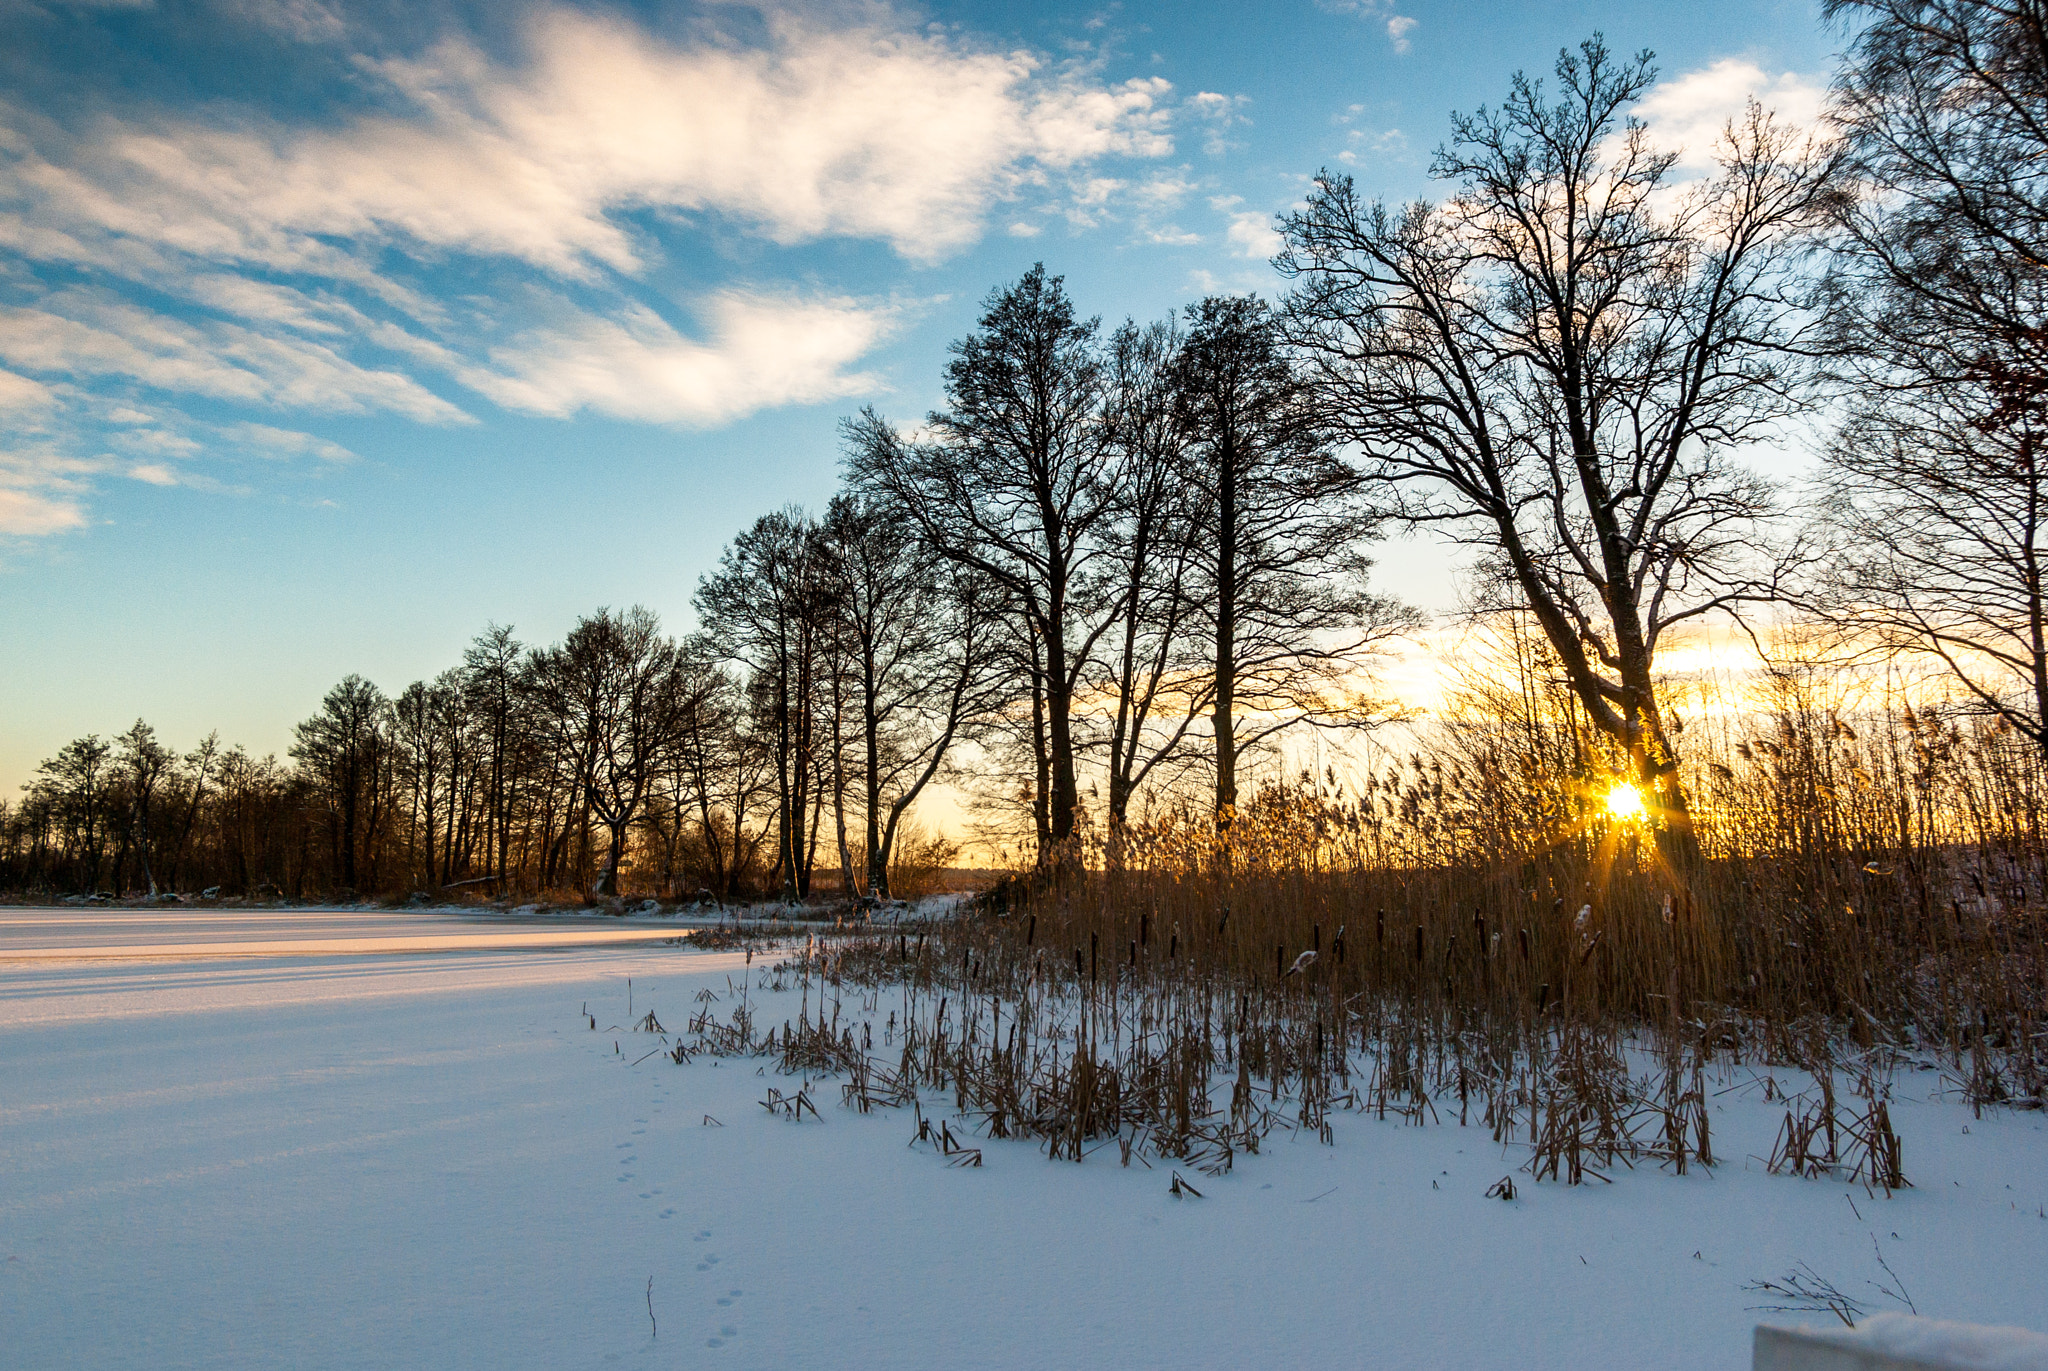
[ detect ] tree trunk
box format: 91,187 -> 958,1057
1213,426 -> 1239,834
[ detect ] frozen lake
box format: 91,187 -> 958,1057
0,906 -> 697,963
3,909 -> 2043,1369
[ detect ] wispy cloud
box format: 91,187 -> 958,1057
461,290 -> 903,427
0,2 -> 1203,535
1187,90 -> 1249,156
1316,1 -> 1418,54
10,8 -> 1180,277
0,294 -> 468,422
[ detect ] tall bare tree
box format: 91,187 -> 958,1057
1278,38 -> 1835,865
1095,317 -> 1209,839
817,488 -> 1005,897
1172,295 -> 1417,830
696,510 -> 833,901
846,265 -> 1123,861
1813,0 -> 2048,755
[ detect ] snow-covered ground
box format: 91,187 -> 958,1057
3,908 -> 2042,1369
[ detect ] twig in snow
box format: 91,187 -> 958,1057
1746,1263 -> 1866,1327
1868,1234 -> 1917,1315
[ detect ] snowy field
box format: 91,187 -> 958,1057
2,908 -> 2043,1370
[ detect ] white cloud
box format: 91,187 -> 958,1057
0,3 -> 1204,535
1188,90 -> 1249,156
221,422 -> 354,463
0,367 -> 55,410
8,8 -> 1181,277
0,483 -> 86,535
1632,60 -> 1827,173
0,446 -> 95,538
1226,210 -> 1281,260
0,296 -> 469,422
110,427 -> 203,457
461,291 -> 900,427
1316,2 -> 1419,53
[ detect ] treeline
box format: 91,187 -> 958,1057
0,285 -> 1413,903
7,4 -> 2048,902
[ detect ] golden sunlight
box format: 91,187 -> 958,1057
1603,781 -> 1648,823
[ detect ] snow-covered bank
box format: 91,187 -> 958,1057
2,913 -> 2042,1369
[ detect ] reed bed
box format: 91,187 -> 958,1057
662,663 -> 2044,1189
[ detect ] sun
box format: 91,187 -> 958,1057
1603,781 -> 1648,822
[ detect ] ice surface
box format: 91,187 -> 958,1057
3,908 -> 2043,1370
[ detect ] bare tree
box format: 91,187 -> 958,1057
1278,38 -> 1835,865
666,656 -> 771,898
291,676 -> 393,894
165,731 -> 221,891
1813,388 -> 2048,751
817,489 -> 1005,897
114,720 -> 175,897
1095,317 -> 1210,839
462,625 -> 523,886
696,510 -> 833,901
393,680 -> 448,890
1812,0 -> 2048,755
1172,294 -> 1418,831
30,735 -> 112,891
1825,0 -> 2048,373
845,265 -> 1124,862
529,607 -> 695,898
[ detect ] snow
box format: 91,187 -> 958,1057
3,907 -> 2044,1370
1763,1314 -> 2048,1371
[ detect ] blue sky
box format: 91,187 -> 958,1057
0,0 -> 1837,791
